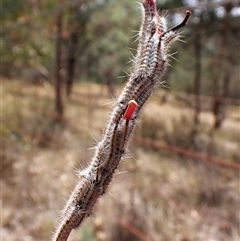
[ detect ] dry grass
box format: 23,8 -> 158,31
1,80 -> 240,241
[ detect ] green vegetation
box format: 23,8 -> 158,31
2,0 -> 239,97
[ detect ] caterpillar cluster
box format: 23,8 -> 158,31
52,1 -> 190,240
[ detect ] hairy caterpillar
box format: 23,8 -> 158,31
52,1 -> 190,240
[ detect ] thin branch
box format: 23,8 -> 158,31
167,10 -> 191,33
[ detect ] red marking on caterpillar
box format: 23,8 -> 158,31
123,100 -> 137,120
145,0 -> 156,6
145,0 -> 156,5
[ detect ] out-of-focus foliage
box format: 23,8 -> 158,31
1,0 -> 240,98
1,0 -> 139,82
168,1 -> 240,98
1,0 -> 56,78
76,0 -> 140,84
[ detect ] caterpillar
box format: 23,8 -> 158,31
52,1 -> 191,240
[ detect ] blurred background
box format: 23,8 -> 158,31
1,0 -> 240,240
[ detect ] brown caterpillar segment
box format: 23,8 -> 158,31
53,178 -> 91,240
135,0 -> 159,73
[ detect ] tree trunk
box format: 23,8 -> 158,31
66,32 -> 78,97
191,12 -> 202,139
212,4 -> 231,129
54,3 -> 64,117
